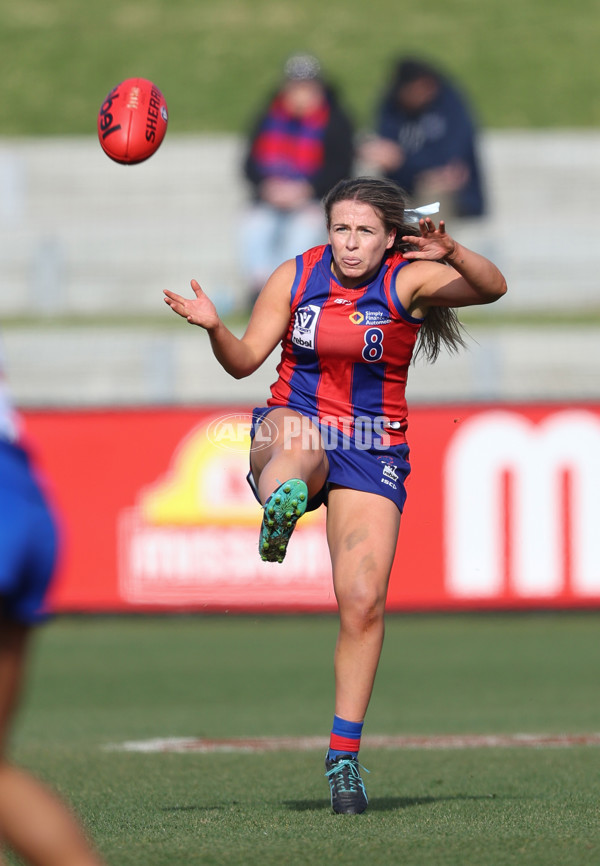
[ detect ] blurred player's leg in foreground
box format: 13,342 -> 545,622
0,431 -> 106,865
0,620 -> 105,866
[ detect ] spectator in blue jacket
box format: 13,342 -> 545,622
360,57 -> 485,219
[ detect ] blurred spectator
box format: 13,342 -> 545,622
240,53 -> 355,306
360,56 -> 485,219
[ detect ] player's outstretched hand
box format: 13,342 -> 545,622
401,218 -> 458,262
164,279 -> 220,329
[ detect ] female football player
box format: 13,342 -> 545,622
164,176 -> 506,814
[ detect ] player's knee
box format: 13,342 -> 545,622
281,414 -> 323,456
336,577 -> 387,631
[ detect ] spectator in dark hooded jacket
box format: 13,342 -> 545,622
360,57 -> 485,219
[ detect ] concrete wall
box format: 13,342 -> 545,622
1,132 -> 599,406
0,134 -> 246,318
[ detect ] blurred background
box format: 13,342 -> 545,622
1,0 -> 600,614
1,0 -> 599,408
3,10 -> 600,861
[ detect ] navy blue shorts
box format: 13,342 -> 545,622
0,440 -> 58,625
247,406 -> 411,513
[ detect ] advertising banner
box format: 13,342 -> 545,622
21,404 -> 600,613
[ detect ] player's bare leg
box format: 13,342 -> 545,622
250,408 -> 329,562
0,621 -> 105,866
326,488 -> 400,721
250,407 -> 329,504
323,488 -> 400,814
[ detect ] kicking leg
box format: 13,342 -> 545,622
250,408 -> 329,562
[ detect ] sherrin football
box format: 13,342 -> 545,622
98,78 -> 168,165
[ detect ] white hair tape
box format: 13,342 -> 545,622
404,202 -> 440,223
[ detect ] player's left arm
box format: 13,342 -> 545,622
397,217 -> 507,316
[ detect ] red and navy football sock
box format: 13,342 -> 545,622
327,715 -> 364,760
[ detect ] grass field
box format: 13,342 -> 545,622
0,0 -> 598,135
7,613 -> 600,865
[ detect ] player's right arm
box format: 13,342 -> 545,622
163,259 -> 295,379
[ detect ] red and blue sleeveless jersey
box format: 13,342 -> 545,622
267,245 -> 423,444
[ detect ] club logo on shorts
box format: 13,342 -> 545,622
292,304 -> 321,350
378,455 -> 398,490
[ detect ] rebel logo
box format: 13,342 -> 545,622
292,304 -> 321,350
98,87 -> 122,140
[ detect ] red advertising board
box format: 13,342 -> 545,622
21,404 -> 600,613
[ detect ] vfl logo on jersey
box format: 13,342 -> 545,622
292,304 -> 321,350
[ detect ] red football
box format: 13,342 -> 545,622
97,78 -> 168,165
